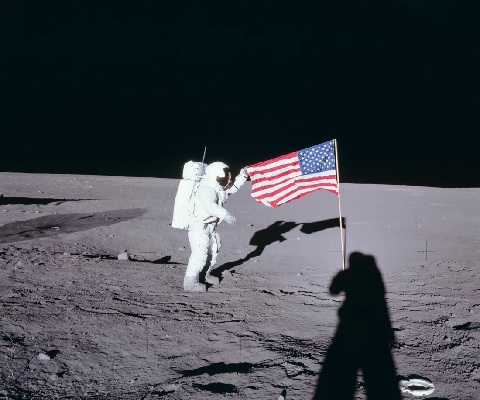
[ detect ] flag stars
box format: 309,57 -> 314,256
298,141 -> 336,175
246,139 -> 339,207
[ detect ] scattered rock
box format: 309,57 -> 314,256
470,369 -> 480,380
161,384 -> 178,393
37,353 -> 51,361
149,384 -> 178,396
118,252 -> 129,260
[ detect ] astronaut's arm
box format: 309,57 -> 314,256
226,167 -> 249,195
197,186 -> 229,220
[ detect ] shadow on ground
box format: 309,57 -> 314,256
0,208 -> 146,244
80,253 -> 184,265
212,218 -> 346,277
312,251 -> 402,400
0,196 -> 94,206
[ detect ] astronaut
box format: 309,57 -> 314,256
183,162 -> 249,292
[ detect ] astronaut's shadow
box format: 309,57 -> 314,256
212,218 -> 346,278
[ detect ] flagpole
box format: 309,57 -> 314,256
334,139 -> 346,270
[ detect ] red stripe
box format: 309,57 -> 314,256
249,161 -> 299,179
255,181 -> 339,206
247,148 -> 339,206
274,186 -> 337,207
294,172 -> 336,183
251,175 -> 295,194
273,189 -> 305,207
251,177 -> 338,201
252,180 -> 297,201
250,169 -> 300,190
247,151 -> 297,169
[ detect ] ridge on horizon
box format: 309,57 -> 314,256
1,170 -> 477,189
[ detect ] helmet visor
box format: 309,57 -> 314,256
216,167 -> 231,187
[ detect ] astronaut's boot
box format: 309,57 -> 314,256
183,275 -> 207,292
205,267 -> 220,285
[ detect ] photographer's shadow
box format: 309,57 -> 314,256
312,252 -> 402,400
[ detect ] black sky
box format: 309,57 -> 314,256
1,1 -> 478,186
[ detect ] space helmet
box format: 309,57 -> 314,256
205,161 -> 231,187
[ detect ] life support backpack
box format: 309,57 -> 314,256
171,161 -> 206,229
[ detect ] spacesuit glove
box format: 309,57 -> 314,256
233,173 -> 247,188
223,213 -> 236,225
240,167 -> 249,179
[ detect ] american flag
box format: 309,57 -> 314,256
246,140 -> 339,208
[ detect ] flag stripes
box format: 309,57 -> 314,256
246,141 -> 339,208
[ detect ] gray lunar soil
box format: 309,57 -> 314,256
0,172 -> 479,399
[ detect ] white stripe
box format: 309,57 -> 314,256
253,174 -> 337,200
277,186 -> 335,205
249,164 -> 300,184
249,154 -> 297,173
251,170 -> 299,192
295,170 -> 336,180
272,181 -> 339,205
258,182 -> 299,204
252,178 -> 293,197
295,177 -> 337,187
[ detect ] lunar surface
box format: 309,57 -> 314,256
0,172 -> 479,399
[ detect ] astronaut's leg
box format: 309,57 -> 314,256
205,230 -> 221,285
184,224 -> 209,292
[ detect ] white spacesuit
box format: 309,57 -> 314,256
183,161 -> 249,292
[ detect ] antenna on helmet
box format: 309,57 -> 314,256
202,146 -> 207,164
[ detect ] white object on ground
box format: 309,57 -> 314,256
399,378 -> 435,397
